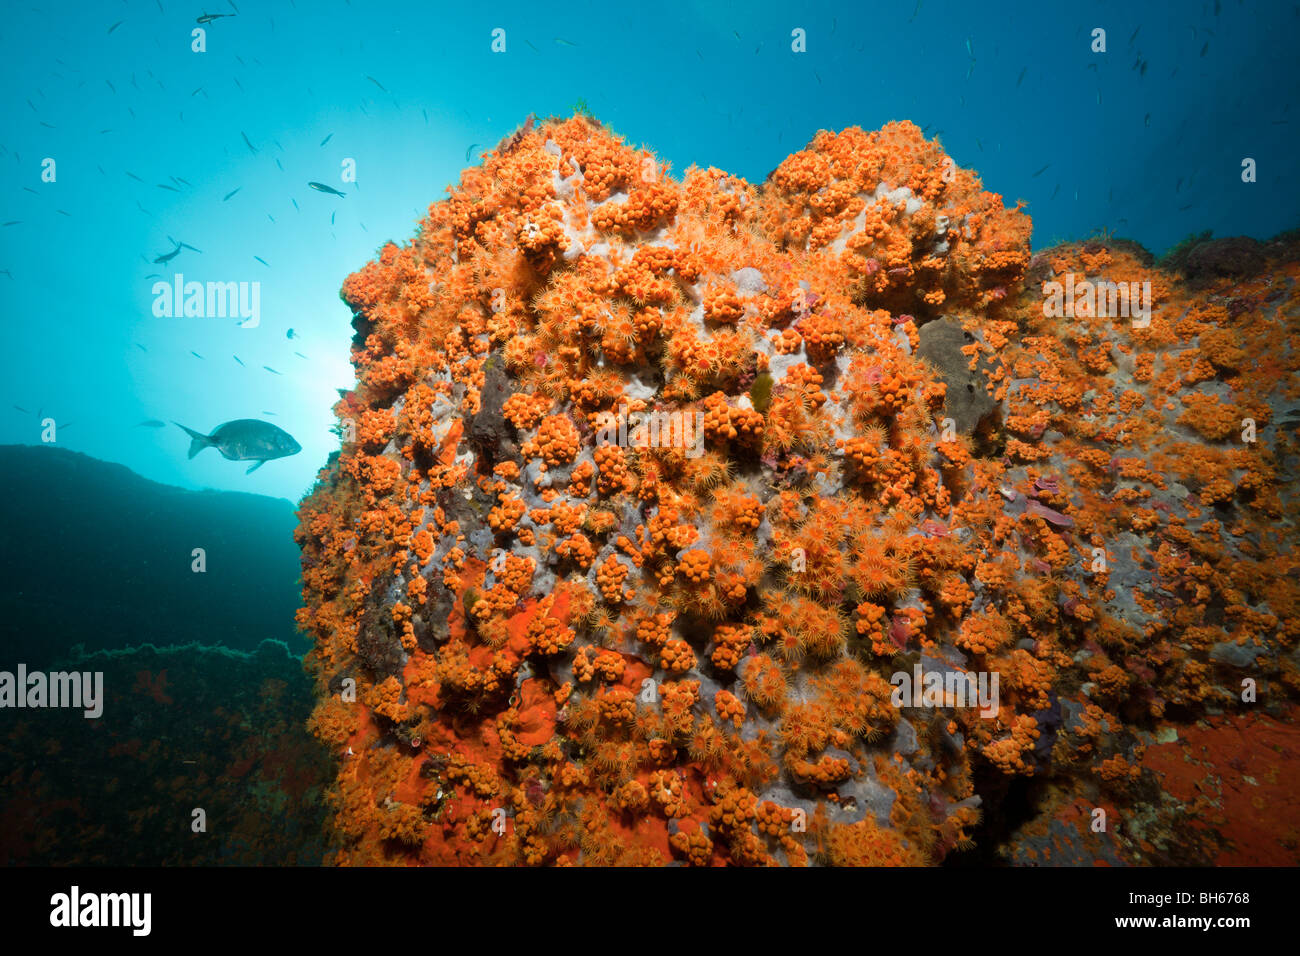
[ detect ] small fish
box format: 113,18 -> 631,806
136,344 -> 148,352
554,37 -> 577,47
1176,177 -> 1183,192
287,329 -> 298,339
1016,67 -> 1026,87
275,158 -> 284,171
1140,60 -> 1147,76
331,210 -> 336,225
294,351 -> 307,359
2,221 -> 20,227
263,365 -> 281,375
223,187 -> 241,201
1129,26 -> 1140,46
127,171 -> 145,183
108,20 -> 124,34
137,419 -> 166,428
106,79 -> 116,93
1144,113 -> 1151,127
263,411 -> 277,417
965,37 -> 973,57
191,351 -> 204,359
13,405 -> 29,413
975,137 -> 984,152
466,143 -> 479,162
291,198 -> 299,211
320,133 -> 333,146
174,419 -> 300,473
1032,164 -> 1050,178
307,181 -> 346,197
525,39 -> 539,52
241,130 -> 257,153
1201,41 -> 1209,56
254,255 -> 269,266
233,355 -> 245,367
154,242 -> 183,264
196,13 -> 234,24
365,75 -> 387,92
1051,183 -> 1060,199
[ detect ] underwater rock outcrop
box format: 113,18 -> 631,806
295,115 -> 1300,865
0,640 -> 331,865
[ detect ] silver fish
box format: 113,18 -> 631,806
174,418 -> 301,473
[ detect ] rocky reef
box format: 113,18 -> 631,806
0,640 -> 331,865
295,115 -> 1300,865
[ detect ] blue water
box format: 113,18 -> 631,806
2,0 -> 1296,501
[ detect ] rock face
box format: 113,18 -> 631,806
0,445 -> 306,667
0,640 -> 331,865
916,318 -> 998,436
295,115 -> 1300,866
1183,236 -> 1265,281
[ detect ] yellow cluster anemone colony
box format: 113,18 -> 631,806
295,114 -> 1300,865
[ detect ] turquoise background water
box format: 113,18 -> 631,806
2,0 -> 1296,502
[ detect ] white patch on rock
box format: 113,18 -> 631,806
730,267 -> 767,296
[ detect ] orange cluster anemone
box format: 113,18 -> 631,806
295,113 -> 1300,866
